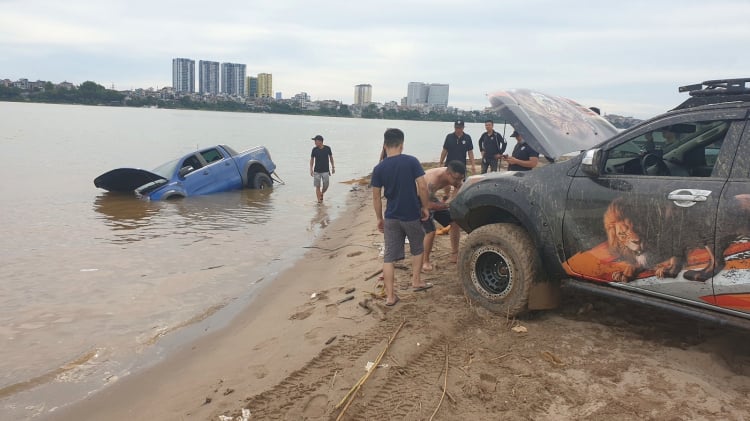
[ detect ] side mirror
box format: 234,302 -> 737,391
179,166 -> 194,177
581,149 -> 603,177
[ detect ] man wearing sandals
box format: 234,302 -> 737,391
421,161 -> 465,272
371,128 -> 431,307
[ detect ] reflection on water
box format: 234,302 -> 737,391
309,203 -> 331,232
93,192 -> 161,230
93,189 -> 276,243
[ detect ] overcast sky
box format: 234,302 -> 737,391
2,0 -> 748,119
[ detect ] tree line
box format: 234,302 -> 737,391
1,81 -> 502,123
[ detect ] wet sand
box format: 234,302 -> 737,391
54,179 -> 750,420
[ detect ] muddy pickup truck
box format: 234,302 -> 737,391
450,78 -> 750,329
94,144 -> 277,200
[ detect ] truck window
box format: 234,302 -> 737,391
201,148 -> 223,163
604,120 -> 730,177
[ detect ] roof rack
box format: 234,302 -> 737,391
679,78 -> 750,96
674,78 -> 750,110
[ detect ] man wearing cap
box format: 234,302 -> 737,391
439,120 -> 476,175
504,131 -> 538,171
310,135 -> 335,203
478,119 -> 506,173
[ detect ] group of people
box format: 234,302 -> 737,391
308,120 -> 540,306
441,119 -> 539,173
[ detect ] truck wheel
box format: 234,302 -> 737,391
458,223 -> 539,317
251,173 -> 273,189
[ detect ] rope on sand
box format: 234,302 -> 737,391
429,344 -> 449,421
335,320 -> 406,420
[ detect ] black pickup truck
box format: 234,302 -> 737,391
450,78 -> 750,328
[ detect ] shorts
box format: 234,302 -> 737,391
313,172 -> 330,189
383,218 -> 425,263
421,209 -> 452,233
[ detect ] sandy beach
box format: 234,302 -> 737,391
55,178 -> 750,420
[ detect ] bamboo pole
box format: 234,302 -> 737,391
335,320 -> 406,420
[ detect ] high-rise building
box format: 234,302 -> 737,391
198,60 -> 220,95
426,83 -> 449,107
245,76 -> 258,98
221,63 -> 246,96
406,82 -> 449,107
406,82 -> 428,106
258,73 -> 273,98
354,84 -> 372,105
172,58 -> 195,93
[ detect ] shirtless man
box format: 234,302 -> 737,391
421,160 -> 466,271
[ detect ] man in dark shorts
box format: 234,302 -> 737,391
439,120 -> 476,175
478,119 -> 506,173
421,161 -> 465,271
371,128 -> 430,306
309,135 -> 335,203
504,130 -> 538,171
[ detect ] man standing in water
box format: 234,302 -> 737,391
371,128 -> 431,307
310,134 -> 335,203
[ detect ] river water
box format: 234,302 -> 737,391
0,102 -> 495,418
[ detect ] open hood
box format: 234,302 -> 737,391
93,168 -> 166,193
488,89 -> 619,160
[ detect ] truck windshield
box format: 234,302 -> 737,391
151,158 -> 180,178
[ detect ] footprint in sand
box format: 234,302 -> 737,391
302,394 -> 329,418
252,337 -> 278,351
289,306 -> 314,320
324,303 -> 338,319
248,364 -> 269,379
304,327 -> 324,341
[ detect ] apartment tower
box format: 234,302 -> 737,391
172,58 -> 195,93
257,73 -> 273,98
221,63 -> 247,96
198,60 -> 220,95
354,84 -> 372,105
245,76 -> 258,98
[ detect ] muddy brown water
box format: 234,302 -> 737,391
0,102 -> 494,419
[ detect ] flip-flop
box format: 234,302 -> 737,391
413,283 -> 433,292
385,296 -> 400,307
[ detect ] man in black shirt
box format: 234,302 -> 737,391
310,135 -> 335,203
439,120 -> 476,175
478,120 -> 506,173
504,131 -> 538,171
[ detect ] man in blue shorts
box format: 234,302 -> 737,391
371,128 -> 430,306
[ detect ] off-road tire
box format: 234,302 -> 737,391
250,173 -> 273,189
458,223 -> 540,316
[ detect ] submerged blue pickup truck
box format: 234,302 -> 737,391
94,144 -> 277,200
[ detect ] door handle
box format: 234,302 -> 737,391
667,189 -> 712,207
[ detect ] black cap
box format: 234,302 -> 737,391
454,120 -> 464,127
510,131 -> 519,138
312,135 -> 324,141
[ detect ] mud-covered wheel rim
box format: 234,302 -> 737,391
471,245 -> 513,299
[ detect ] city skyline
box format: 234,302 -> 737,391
2,1 -> 749,119
170,57 -> 454,108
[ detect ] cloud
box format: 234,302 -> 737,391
2,0 -> 749,118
